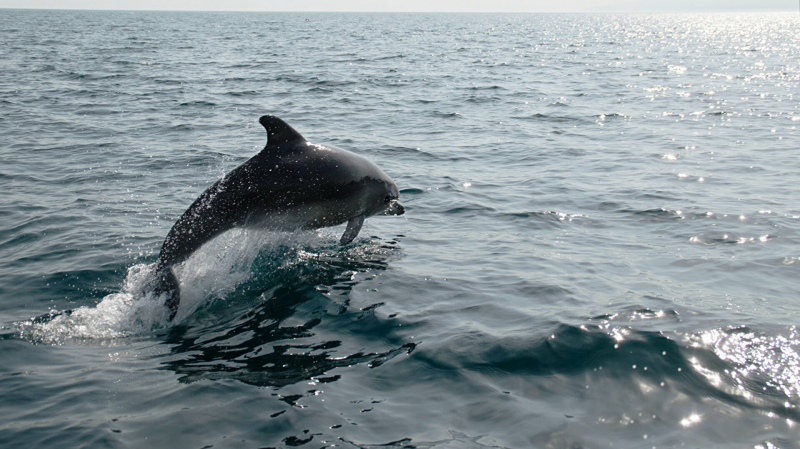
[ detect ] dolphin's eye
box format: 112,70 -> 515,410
384,195 -> 392,203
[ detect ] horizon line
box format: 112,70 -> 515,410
1,6 -> 796,13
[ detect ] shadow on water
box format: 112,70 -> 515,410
160,237 -> 416,388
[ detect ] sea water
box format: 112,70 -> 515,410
1,9 -> 799,448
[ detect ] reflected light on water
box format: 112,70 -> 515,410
691,327 -> 800,400
689,356 -> 722,387
680,413 -> 702,428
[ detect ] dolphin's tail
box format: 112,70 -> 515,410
153,263 -> 180,321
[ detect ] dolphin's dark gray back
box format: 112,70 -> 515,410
158,116 -> 317,268
153,115 -> 401,320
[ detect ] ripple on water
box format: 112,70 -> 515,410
2,9 -> 800,448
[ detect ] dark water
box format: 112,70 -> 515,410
2,9 -> 800,448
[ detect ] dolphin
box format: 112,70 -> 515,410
153,115 -> 404,319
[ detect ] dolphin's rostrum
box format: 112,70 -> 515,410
153,115 -> 404,319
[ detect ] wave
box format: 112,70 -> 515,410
416,322 -> 800,421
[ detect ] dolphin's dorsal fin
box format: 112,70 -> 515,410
259,115 -> 306,146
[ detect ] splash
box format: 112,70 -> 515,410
16,263 -> 172,345
16,229 -> 328,345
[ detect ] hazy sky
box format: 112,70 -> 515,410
0,0 -> 795,12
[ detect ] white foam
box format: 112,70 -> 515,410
17,263 -> 171,345
17,229 -> 327,345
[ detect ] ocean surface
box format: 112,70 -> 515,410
1,9 -> 799,448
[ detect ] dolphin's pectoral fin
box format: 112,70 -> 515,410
153,265 -> 181,321
339,215 -> 365,246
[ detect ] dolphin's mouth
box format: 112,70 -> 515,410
384,200 -> 405,216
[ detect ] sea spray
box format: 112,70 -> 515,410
15,229 -> 325,344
